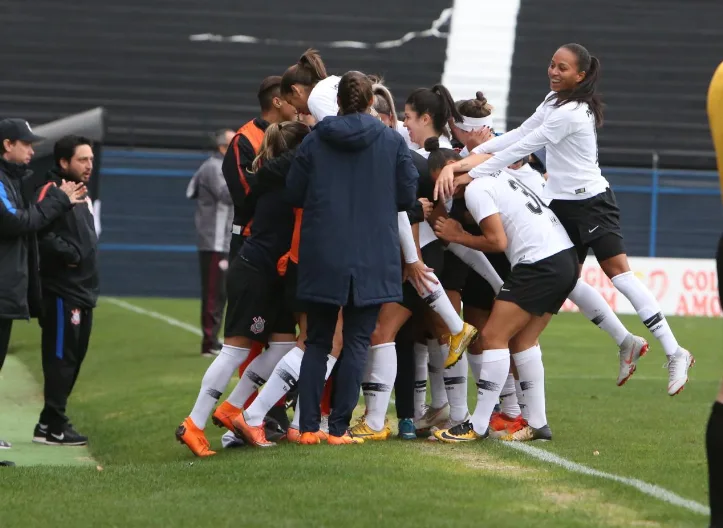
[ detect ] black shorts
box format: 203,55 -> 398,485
548,188 -> 626,263
401,239 -> 446,312
462,252 -> 511,311
439,248 -> 469,293
496,248 -> 578,316
224,257 -> 296,340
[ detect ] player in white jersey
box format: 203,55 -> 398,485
431,167 -> 578,442
434,43 -> 693,396
280,49 -> 340,123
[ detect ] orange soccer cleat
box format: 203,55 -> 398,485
176,417 -> 216,457
211,401 -> 242,432
489,412 -> 526,439
231,412 -> 275,448
327,432 -> 364,445
297,431 -> 324,445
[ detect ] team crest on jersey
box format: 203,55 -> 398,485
250,316 -> 265,335
70,309 -> 81,326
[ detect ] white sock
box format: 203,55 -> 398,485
362,343 -> 397,431
427,339 -> 449,409
515,379 -> 529,421
499,373 -> 521,418
470,349 -> 510,435
442,343 -> 469,421
417,277 -> 464,335
413,342 -> 428,419
468,353 -> 484,383
245,346 -> 302,427
569,279 -> 630,346
189,345 -> 250,429
226,342 -> 295,409
447,242 -> 503,293
513,345 -> 547,428
612,271 -> 679,356
290,353 -> 335,430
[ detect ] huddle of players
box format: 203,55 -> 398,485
175,43 -> 694,456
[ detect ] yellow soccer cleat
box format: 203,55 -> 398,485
444,322 -> 479,369
433,420 -> 487,443
349,420 -> 392,441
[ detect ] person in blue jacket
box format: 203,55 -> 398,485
286,71 -> 419,444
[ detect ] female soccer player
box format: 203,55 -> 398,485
176,122 -> 310,456
281,49 -> 339,123
432,163 -> 578,443
434,43 -> 691,395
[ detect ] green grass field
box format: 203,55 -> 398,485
1,297 -> 720,527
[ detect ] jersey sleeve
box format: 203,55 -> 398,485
464,180 -> 499,225
473,98 -> 548,154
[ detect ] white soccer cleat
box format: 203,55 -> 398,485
617,335 -> 649,387
666,348 -> 694,396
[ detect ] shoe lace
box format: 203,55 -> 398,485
448,421 -> 473,436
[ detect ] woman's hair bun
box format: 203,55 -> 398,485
424,136 -> 440,152
475,91 -> 488,106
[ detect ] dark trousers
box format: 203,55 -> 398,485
199,251 -> 228,354
394,319 -> 416,420
0,319 -> 12,372
299,300 -> 381,437
39,297 -> 93,432
709,234 -> 723,527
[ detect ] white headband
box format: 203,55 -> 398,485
455,115 -> 494,132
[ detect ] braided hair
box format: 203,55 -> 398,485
337,71 -> 373,115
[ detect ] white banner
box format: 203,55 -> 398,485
560,257 -> 721,318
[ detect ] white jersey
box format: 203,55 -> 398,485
416,136 -> 453,248
503,164 -> 550,205
471,92 -> 608,201
464,172 -> 572,267
307,75 -> 341,122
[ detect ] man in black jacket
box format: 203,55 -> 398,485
30,135 -> 99,447
0,119 -> 85,464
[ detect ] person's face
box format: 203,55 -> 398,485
2,139 -> 34,164
449,121 -> 470,145
60,144 -> 94,183
548,47 -> 585,92
284,85 -> 311,114
403,105 -> 432,146
277,97 -> 298,122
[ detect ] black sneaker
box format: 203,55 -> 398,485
32,423 -> 48,444
45,425 -> 88,446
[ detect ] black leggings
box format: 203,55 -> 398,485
393,319 -> 417,420
709,233 -> 723,527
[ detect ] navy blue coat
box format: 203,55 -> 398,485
286,113 -> 418,307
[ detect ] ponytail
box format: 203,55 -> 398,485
280,48 -> 329,95
252,121 -> 310,172
372,83 -> 398,126
547,43 -> 604,127
406,83 -> 462,136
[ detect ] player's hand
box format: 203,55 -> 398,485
465,126 -> 494,151
403,260 -> 438,296
434,165 -> 455,201
418,198 -> 434,220
434,217 -> 464,243
59,180 -> 87,204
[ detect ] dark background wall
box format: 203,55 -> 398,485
1,0 -> 450,150
510,0 -> 723,169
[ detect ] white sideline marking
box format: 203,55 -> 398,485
102,297 -> 709,516
104,297 -> 202,337
501,442 -> 709,516
189,7 -> 452,49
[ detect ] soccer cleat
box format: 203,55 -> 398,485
328,431 -> 364,445
286,427 -> 301,443
427,415 -> 471,442
231,412 -> 275,447
666,348 -> 695,396
489,412 -> 526,439
397,418 -> 417,440
45,425 -> 88,447
617,335 -> 649,386
349,420 -> 392,441
211,401 -> 242,432
297,432 -> 322,445
32,423 -> 48,444
0,439 -> 11,449
433,420 -> 487,443
415,402 -> 450,435
444,322 -> 479,369
500,423 -> 552,442
176,418 -> 216,457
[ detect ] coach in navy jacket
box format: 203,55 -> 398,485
286,71 -> 418,440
